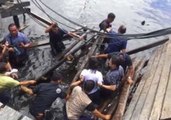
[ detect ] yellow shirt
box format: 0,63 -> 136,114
0,75 -> 20,93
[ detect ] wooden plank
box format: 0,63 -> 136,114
149,42 -> 171,120
130,45 -> 164,120
160,43 -> 171,119
0,105 -> 22,120
1,8 -> 30,18
138,43 -> 167,120
123,46 -> 163,120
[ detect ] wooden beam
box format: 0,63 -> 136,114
1,8 -> 30,18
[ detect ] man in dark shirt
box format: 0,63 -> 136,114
99,13 -> 115,32
104,25 -> 127,54
45,23 -> 83,55
27,72 -> 66,120
94,52 -> 134,84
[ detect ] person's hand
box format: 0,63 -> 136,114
79,35 -> 85,40
29,80 -> 37,84
98,82 -> 103,87
8,47 -> 14,52
127,76 -> 133,85
19,43 -> 25,48
104,114 -> 111,120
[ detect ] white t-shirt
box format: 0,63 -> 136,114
66,86 -> 92,120
80,69 -> 103,94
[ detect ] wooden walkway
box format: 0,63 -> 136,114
0,102 -> 32,120
123,40 -> 171,120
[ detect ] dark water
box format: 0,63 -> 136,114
1,0 -> 171,119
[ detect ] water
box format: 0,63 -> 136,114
1,0 -> 171,119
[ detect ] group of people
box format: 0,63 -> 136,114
0,12 -> 134,120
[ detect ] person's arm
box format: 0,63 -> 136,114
92,109 -> 111,120
20,86 -> 34,95
19,80 -> 36,86
95,54 -> 109,58
127,65 -> 134,84
99,83 -> 116,91
45,23 -> 55,33
68,32 -> 84,40
121,40 -> 127,53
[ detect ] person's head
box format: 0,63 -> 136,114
51,72 -> 63,84
107,13 -> 115,23
51,23 -> 59,33
108,55 -> 120,69
88,57 -> 99,70
8,23 -> 18,37
118,25 -> 126,34
82,80 -> 95,94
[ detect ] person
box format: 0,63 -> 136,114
45,22 -> 83,56
104,25 -> 127,54
93,52 -> 134,84
65,80 -> 111,120
3,23 -> 31,67
99,13 -> 115,32
80,57 -> 103,105
0,62 -> 36,105
26,72 -> 66,120
99,56 -> 124,96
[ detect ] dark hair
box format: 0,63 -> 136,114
83,80 -> 95,93
111,55 -> 121,67
0,62 -> 7,73
118,25 -> 126,34
88,57 -> 99,70
108,13 -> 115,19
51,72 -> 63,81
8,23 -> 16,30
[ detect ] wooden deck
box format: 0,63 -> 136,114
123,40 -> 171,120
0,102 -> 32,120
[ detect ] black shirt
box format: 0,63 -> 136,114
99,19 -> 111,31
108,52 -> 132,71
29,83 -> 66,115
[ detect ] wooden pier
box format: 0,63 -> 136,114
123,38 -> 171,120
0,102 -> 32,120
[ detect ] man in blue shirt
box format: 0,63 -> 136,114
104,25 -> 127,54
4,23 -> 31,67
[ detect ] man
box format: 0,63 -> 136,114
99,13 -> 115,32
0,62 -> 36,104
98,56 -> 124,95
27,72 -> 66,120
94,52 -> 134,84
104,25 -> 127,54
80,58 -> 103,105
66,80 -> 111,120
4,23 -> 31,67
45,22 -> 83,55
